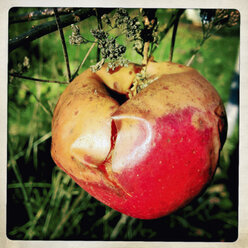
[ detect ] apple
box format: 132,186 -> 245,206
51,61 -> 227,219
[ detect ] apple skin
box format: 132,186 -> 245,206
51,61 -> 227,219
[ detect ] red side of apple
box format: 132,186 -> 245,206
51,61 -> 227,219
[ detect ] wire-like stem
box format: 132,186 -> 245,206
186,39 -> 206,66
9,73 -> 69,84
54,8 -> 71,82
152,9 -> 185,54
169,14 -> 180,62
22,84 -> 53,117
186,9 -> 238,66
71,41 -> 96,80
95,8 -> 103,62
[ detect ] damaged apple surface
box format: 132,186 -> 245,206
51,61 -> 227,219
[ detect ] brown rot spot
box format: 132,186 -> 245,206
192,113 -> 206,130
110,105 -> 117,110
74,110 -> 79,115
214,104 -> 227,148
178,64 -> 183,68
67,100 -> 72,106
163,86 -> 169,90
129,71 -> 133,75
214,105 -> 225,118
108,66 -> 122,74
71,156 -> 75,161
134,65 -> 142,74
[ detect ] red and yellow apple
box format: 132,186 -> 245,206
51,61 -> 227,219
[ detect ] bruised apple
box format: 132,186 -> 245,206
51,61 -> 227,219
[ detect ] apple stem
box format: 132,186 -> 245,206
142,41 -> 150,65
141,9 -> 156,65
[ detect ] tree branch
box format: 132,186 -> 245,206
9,8 -> 113,53
54,8 -> 71,82
9,8 -> 75,24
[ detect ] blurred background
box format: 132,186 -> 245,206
7,8 -> 239,241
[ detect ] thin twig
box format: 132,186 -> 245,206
10,82 -> 53,117
152,9 -> 185,54
169,14 -> 180,62
9,8 -> 74,24
71,41 -> 96,80
9,8 -> 113,53
95,8 -> 103,62
22,85 -> 53,117
9,73 -> 69,84
186,15 -> 229,67
186,53 -> 197,67
186,40 -> 205,66
54,8 -> 71,82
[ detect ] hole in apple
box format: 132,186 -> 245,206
103,83 -> 128,105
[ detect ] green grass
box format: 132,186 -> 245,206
7,8 -> 239,241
